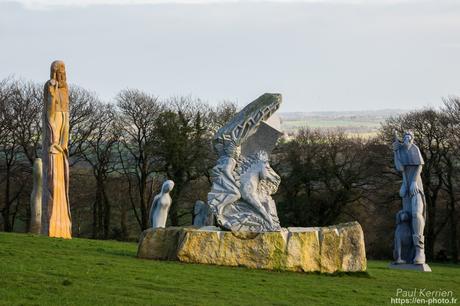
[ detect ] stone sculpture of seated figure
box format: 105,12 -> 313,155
393,210 -> 413,264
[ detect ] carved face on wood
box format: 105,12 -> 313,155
50,60 -> 67,88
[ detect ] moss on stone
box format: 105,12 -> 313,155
138,222 -> 367,273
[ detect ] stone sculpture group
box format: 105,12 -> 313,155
138,93 -> 368,273
207,93 -> 283,232
27,60 -> 429,272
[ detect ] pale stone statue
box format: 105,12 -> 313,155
193,200 -> 213,226
207,93 -> 283,232
150,180 -> 175,228
29,158 -> 42,234
393,210 -> 412,264
41,60 -> 72,239
392,131 -> 428,266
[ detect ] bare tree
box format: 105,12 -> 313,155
0,79 -> 31,231
274,128 -> 377,226
81,101 -> 119,239
10,80 -> 43,164
442,96 -> 460,262
68,86 -> 99,164
152,96 -> 215,225
116,89 -> 162,231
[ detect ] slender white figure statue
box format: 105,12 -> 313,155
150,180 -> 175,228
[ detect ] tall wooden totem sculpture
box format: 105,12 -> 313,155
41,60 -> 72,239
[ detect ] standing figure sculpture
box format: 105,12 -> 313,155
41,60 -> 72,239
208,93 -> 283,232
150,180 -> 175,228
392,131 -> 428,266
29,158 -> 43,234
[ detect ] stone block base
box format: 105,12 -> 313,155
389,263 -> 432,272
137,221 -> 367,273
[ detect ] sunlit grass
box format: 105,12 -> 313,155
0,232 -> 458,306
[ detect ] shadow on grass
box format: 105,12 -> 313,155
178,261 -> 373,278
322,271 -> 371,278
267,269 -> 372,278
95,248 -> 137,258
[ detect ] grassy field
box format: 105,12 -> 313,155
281,118 -> 380,138
282,119 -> 380,129
0,232 -> 459,306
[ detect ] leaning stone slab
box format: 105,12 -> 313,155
389,263 -> 432,272
137,227 -> 185,260
137,221 -> 367,273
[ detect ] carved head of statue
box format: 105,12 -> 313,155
403,131 -> 414,148
50,60 -> 67,88
396,210 -> 410,224
255,150 -> 269,163
194,200 -> 206,215
255,150 -> 280,186
161,180 -> 175,194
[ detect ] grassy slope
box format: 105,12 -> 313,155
0,232 -> 458,306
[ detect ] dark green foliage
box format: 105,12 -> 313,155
273,129 -> 381,227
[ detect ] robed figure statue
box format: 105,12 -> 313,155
41,60 -> 72,239
392,131 -> 426,264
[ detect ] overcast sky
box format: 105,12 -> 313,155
1,0 -> 459,111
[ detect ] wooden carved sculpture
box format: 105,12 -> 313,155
41,60 -> 72,239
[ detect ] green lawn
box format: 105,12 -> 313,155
0,232 -> 458,306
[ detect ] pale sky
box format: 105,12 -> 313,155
1,0 -> 459,111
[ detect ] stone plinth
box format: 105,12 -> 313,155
389,263 -> 432,272
137,221 -> 367,273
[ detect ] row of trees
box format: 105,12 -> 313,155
0,77 -> 458,261
0,78 -> 235,239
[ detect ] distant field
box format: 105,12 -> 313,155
281,118 -> 381,137
279,110 -> 406,136
282,119 -> 380,128
1,232 -> 459,306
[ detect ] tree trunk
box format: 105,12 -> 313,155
92,189 -> 99,239
97,188 -> 103,239
425,195 -> 436,260
445,159 -> 458,263
3,168 -> 12,232
120,201 -> 128,240
102,185 -> 110,239
169,176 -> 185,226
449,202 -> 458,263
139,171 -> 149,231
